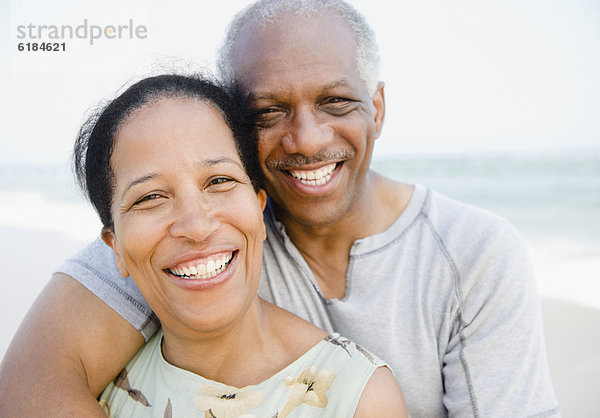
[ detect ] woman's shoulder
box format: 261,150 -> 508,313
310,334 -> 407,417
310,333 -> 389,376
354,366 -> 407,417
279,332 -> 404,416
265,302 -> 387,375
266,300 -> 329,355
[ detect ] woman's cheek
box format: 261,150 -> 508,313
119,214 -> 162,261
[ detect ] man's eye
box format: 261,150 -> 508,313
321,97 -> 356,115
257,108 -> 278,114
254,107 -> 285,125
324,97 -> 352,105
256,108 -> 278,117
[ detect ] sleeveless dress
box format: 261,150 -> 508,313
99,330 -> 389,417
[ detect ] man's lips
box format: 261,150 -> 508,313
281,161 -> 344,190
287,162 -> 337,186
166,251 -> 236,280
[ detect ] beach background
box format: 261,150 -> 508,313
2,0 -> 599,415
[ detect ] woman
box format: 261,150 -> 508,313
74,74 -> 406,417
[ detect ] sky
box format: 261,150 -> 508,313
1,0 -> 599,165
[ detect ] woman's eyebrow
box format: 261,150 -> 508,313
121,158 -> 244,197
198,157 -> 244,170
122,173 -> 158,198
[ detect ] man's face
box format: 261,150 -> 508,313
231,11 -> 385,227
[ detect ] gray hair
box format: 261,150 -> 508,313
217,0 -> 381,95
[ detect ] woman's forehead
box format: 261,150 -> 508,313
112,98 -> 242,171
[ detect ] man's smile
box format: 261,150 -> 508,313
288,162 -> 336,186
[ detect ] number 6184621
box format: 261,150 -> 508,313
18,42 -> 66,52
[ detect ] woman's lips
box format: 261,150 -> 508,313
167,251 -> 236,280
164,251 -> 239,292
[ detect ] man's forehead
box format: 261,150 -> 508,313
239,9 -> 348,41
230,12 -> 361,95
230,11 -> 356,68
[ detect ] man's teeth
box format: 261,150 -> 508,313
289,163 -> 336,186
169,253 -> 233,280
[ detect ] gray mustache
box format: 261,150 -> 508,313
267,149 -> 355,170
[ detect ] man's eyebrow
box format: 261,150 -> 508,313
319,79 -> 352,92
247,92 -> 278,102
247,79 -> 353,102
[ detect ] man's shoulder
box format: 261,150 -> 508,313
422,187 -> 520,248
413,186 -> 531,288
420,186 -> 533,291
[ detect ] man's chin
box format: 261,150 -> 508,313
271,198 -> 349,228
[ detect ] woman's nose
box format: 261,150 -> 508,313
168,197 -> 219,242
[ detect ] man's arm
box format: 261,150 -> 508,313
0,273 -> 144,416
441,216 -> 559,417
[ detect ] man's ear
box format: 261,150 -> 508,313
101,228 -> 130,278
372,82 -> 386,139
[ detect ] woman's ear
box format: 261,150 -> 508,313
257,189 -> 267,211
101,228 -> 130,278
256,189 -> 268,241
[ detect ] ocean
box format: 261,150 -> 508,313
371,151 -> 600,244
1,150 -> 599,310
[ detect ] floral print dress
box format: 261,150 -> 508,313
99,330 -> 389,417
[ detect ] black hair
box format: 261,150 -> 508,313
73,74 -> 259,229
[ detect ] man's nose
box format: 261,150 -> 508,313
169,196 -> 219,242
281,107 -> 334,156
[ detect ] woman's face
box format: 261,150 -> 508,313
103,97 -> 267,338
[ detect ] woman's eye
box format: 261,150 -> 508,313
206,177 -> 237,194
133,194 -> 162,206
209,177 -> 235,187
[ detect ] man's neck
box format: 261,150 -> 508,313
274,171 -> 413,299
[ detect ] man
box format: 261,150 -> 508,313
0,0 -> 559,416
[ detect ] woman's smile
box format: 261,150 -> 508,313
163,250 -> 239,292
167,250 -> 236,280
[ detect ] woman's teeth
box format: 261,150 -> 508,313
169,253 -> 233,280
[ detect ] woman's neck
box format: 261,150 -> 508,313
159,298 -> 326,388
